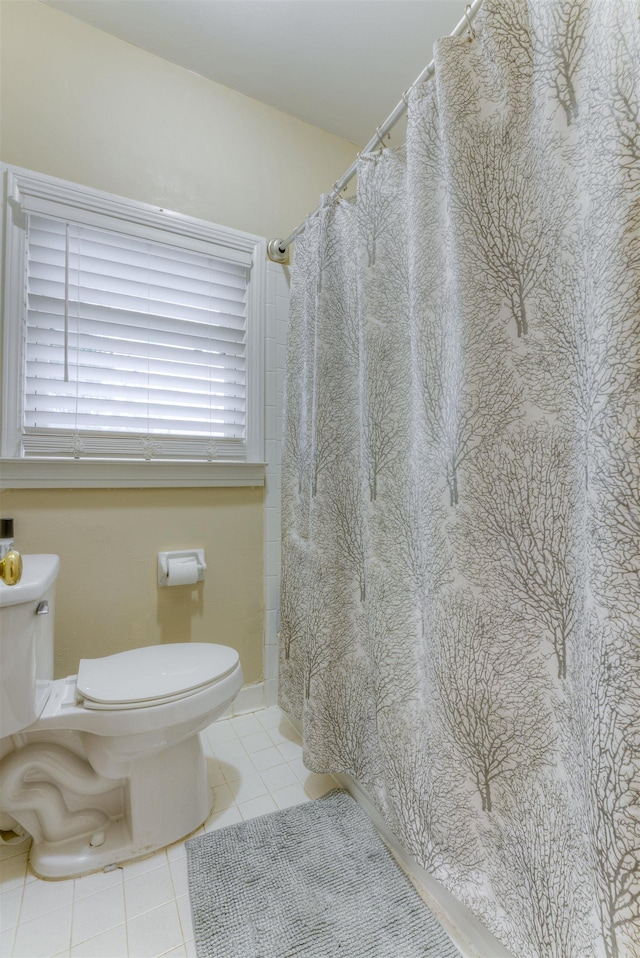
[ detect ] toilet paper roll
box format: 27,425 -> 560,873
167,556 -> 199,586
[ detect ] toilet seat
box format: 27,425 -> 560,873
77,643 -> 239,711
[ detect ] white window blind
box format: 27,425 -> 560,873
24,214 -> 250,460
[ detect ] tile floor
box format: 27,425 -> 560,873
0,707 -> 337,958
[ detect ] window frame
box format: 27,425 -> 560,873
0,165 -> 266,488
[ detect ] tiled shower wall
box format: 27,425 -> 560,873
263,261 -> 291,707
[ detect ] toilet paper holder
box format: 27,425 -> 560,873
157,550 -> 207,587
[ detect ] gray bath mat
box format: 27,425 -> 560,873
186,788 -> 461,957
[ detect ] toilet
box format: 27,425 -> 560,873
0,554 -> 244,878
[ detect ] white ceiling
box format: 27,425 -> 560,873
41,0 -> 468,146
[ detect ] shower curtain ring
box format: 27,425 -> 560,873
375,126 -> 388,149
465,4 -> 476,40
402,89 -> 411,107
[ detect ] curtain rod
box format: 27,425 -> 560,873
267,0 -> 484,263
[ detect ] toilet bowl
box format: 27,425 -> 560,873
0,554 -> 243,878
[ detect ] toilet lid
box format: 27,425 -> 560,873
77,643 -> 239,707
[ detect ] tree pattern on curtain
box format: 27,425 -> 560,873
280,1 -> 640,955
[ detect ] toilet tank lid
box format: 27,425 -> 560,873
77,643 -> 240,706
0,554 -> 60,607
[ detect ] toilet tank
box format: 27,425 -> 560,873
0,555 -> 60,738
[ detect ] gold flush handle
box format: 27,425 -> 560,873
0,549 -> 23,586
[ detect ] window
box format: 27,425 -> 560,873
1,166 -> 265,487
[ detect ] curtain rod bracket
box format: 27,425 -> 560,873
267,238 -> 289,264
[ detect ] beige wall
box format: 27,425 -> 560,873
0,488 -> 263,681
0,1 -> 358,682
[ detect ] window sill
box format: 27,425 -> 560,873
0,458 -> 266,490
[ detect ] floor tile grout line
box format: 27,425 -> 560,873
68,883 -> 76,956
69,869 -> 127,954
8,871 -> 26,939
3,922 -> 17,957
168,853 -> 192,949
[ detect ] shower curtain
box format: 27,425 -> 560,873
280,1 -> 639,955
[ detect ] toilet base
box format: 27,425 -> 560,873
16,734 -> 212,879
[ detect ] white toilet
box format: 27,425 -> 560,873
0,554 -> 244,878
